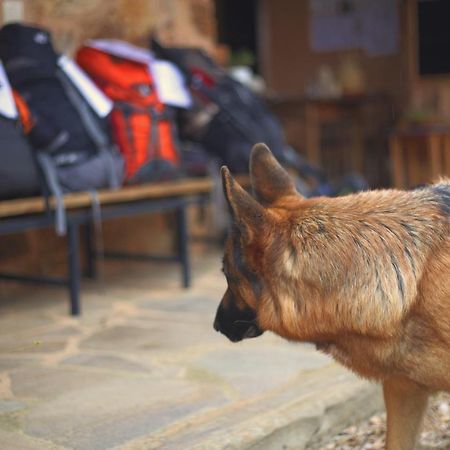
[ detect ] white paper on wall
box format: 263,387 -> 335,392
360,0 -> 399,56
309,0 -> 399,56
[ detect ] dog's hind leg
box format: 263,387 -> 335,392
383,376 -> 429,450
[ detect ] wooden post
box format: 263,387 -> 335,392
443,135 -> 450,177
428,134 -> 443,182
389,135 -> 405,188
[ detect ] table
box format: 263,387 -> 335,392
389,125 -> 450,188
268,94 -> 394,187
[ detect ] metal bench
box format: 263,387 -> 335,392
0,178 -> 215,316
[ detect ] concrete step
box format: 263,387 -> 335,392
120,361 -> 382,450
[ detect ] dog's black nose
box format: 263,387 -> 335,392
213,316 -> 221,332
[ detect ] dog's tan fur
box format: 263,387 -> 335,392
214,143 -> 450,449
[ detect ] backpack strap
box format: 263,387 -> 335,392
115,101 -> 179,181
42,130 -> 70,154
36,152 -> 67,235
148,107 -> 160,160
88,189 -> 104,274
116,101 -> 160,173
148,107 -> 174,160
56,70 -> 120,189
36,153 -> 109,238
117,102 -> 136,155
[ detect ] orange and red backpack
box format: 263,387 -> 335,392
76,44 -> 181,183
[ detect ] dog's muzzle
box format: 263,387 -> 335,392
213,301 -> 264,342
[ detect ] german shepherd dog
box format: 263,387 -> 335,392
213,144 -> 450,450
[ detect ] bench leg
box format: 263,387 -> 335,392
84,222 -> 97,279
67,223 -> 81,316
176,205 -> 191,288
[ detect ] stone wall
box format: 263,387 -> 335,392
1,0 -> 216,53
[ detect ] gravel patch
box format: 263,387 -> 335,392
309,392 -> 450,450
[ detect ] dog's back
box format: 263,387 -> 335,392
429,180 -> 450,215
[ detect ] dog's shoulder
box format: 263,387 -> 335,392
429,179 -> 450,215
335,182 -> 450,217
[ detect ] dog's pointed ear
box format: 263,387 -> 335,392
250,143 -> 299,205
221,166 -> 267,241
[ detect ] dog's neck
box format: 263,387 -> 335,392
259,189 -> 446,343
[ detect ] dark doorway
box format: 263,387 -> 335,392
418,0 -> 450,75
215,0 -> 259,73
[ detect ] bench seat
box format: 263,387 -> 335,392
0,177 -> 215,218
0,177 -> 216,315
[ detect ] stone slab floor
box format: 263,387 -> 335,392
0,245 -> 382,450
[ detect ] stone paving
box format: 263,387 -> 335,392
0,247 -> 383,450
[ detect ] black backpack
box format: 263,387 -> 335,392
152,40 -> 369,197
0,23 -> 124,232
0,67 -> 41,200
152,40 -> 286,174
